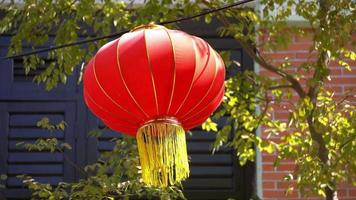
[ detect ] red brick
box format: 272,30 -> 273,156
349,189 -> 356,196
296,52 -> 318,59
263,164 -> 275,171
337,189 -> 348,197
274,111 -> 291,120
342,68 -> 356,76
282,43 -> 313,52
263,155 -> 278,163
292,61 -> 315,68
299,197 -> 323,200
263,52 -> 296,60
263,181 -> 276,189
264,190 -> 298,198
264,162 -> 297,172
294,31 -> 314,43
328,77 -> 356,85
294,35 -> 313,43
329,60 -> 340,67
329,68 -> 343,76
263,172 -> 289,180
343,86 -> 356,92
277,181 -> 296,189
276,163 -> 297,171
324,85 -> 343,93
273,103 -> 295,110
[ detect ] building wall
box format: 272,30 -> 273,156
258,30 -> 356,200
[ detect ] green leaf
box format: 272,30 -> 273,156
88,129 -> 103,138
0,174 -> 7,180
60,143 -> 72,150
202,118 -> 218,132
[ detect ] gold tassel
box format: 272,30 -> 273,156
136,119 -> 189,187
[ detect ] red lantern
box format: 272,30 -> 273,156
83,24 -> 225,187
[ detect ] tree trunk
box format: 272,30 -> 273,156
325,187 -> 338,200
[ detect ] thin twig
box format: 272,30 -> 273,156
57,146 -> 88,177
268,84 -> 293,90
202,0 -> 306,98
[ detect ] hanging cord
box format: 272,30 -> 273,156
3,0 -> 254,59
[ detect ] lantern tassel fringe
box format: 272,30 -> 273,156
136,122 -> 189,187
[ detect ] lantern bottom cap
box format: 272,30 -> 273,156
136,120 -> 189,187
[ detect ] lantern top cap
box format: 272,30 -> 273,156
130,22 -> 166,32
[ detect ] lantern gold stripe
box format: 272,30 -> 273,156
85,91 -> 140,125
143,29 -> 159,115
174,40 -> 212,115
92,55 -> 141,121
173,35 -> 198,116
182,83 -> 225,123
180,47 -> 219,119
163,29 -> 176,114
116,36 -> 150,118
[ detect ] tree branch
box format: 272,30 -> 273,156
201,0 -> 306,98
268,84 -> 293,90
305,1 -> 336,199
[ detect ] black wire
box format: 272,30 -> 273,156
4,30 -> 130,59
159,0 -> 254,25
3,0 -> 254,59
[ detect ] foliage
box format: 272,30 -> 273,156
0,0 -> 355,199
0,0 -> 200,90
204,0 -> 356,199
16,117 -> 70,152
17,118 -> 185,200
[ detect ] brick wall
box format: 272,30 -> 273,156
258,31 -> 356,200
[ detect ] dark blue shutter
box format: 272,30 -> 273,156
0,103 -> 76,199
0,37 -> 84,199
